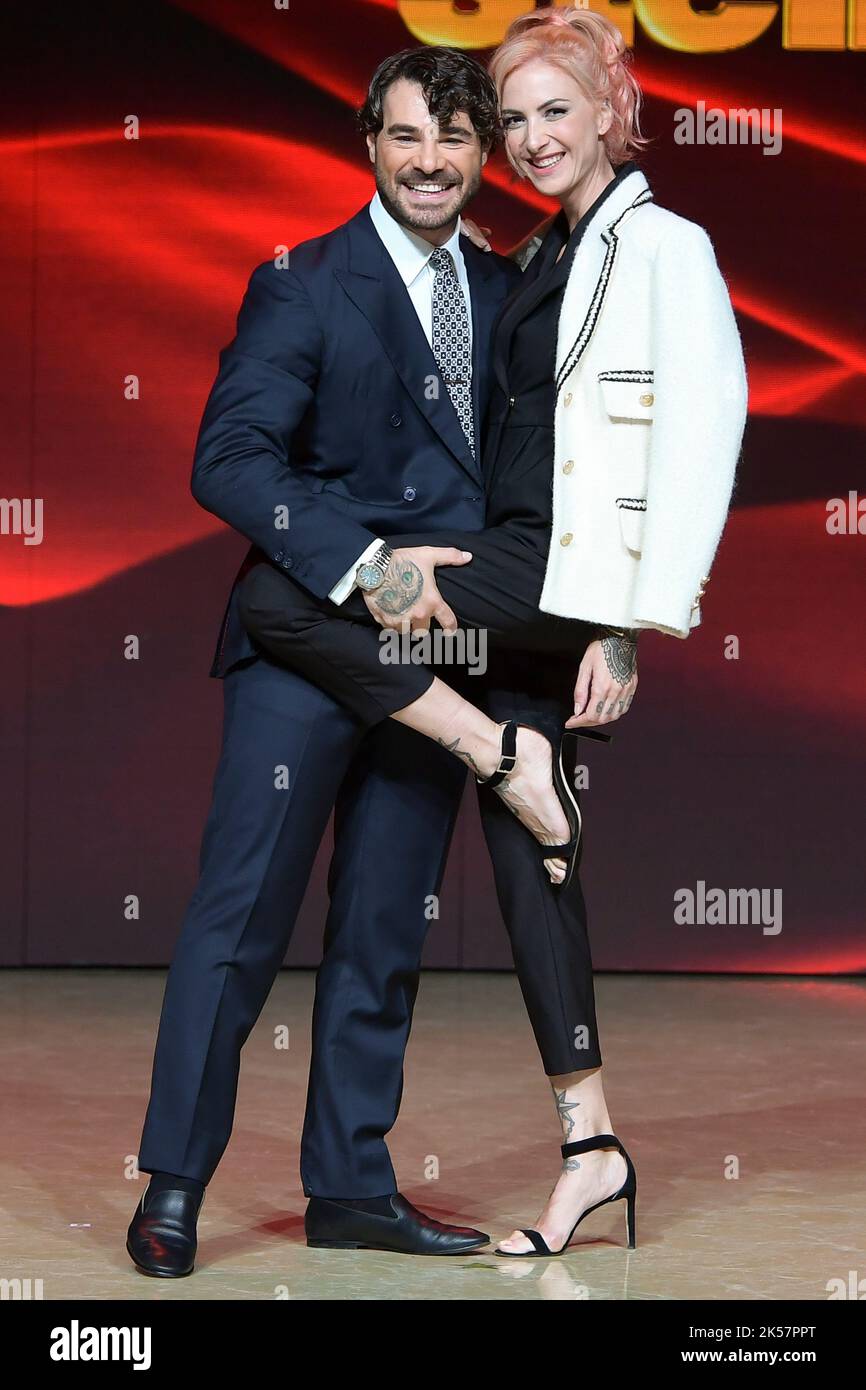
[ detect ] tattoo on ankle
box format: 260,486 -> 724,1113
375,557 -> 423,616
438,736 -> 482,777
563,1156 -> 582,1173
554,1088 -> 581,1140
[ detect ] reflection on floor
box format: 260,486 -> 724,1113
1,969 -> 864,1301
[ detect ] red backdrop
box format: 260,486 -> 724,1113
1,1 -> 864,971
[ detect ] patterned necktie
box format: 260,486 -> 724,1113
428,246 -> 475,457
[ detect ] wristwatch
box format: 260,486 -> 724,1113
355,542 -> 394,593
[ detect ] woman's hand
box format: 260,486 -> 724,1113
565,633 -> 638,728
461,217 -> 492,252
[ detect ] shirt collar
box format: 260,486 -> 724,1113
368,190 -> 464,289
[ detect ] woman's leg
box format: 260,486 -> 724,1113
390,678 -> 573,882
239,546 -> 590,881
496,1069 -> 628,1256
473,649 -> 626,1254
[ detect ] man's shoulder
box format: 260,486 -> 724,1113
460,236 -> 522,289
491,247 -> 524,286
247,207 -> 369,290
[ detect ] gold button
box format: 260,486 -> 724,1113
560,532 -> 573,547
562,459 -> 574,474
639,392 -> 654,407
564,391 -> 573,406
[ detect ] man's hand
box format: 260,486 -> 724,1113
363,546 -> 472,633
565,633 -> 638,728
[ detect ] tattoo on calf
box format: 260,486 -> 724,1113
438,736 -> 482,778
375,557 -> 423,615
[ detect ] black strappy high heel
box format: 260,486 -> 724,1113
494,1133 -> 637,1258
476,720 -> 612,889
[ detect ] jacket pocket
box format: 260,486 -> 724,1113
615,496 -> 647,553
598,372 -> 655,422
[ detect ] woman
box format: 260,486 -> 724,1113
239,6 -> 748,1256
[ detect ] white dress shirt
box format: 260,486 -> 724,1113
327,191 -> 473,603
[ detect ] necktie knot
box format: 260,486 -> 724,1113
429,246 -> 455,275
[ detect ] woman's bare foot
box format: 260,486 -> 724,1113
496,1147 -> 628,1255
487,725 -> 572,884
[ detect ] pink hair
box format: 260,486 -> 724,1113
488,5 -> 648,167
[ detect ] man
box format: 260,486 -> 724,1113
127,47 -> 522,1275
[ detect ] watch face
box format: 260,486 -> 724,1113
356,563 -> 383,592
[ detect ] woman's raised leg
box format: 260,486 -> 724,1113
390,677 -> 573,882
239,553 -> 585,881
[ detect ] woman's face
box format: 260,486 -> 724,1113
500,58 -> 611,199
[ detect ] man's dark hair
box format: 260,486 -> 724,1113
358,47 -> 500,152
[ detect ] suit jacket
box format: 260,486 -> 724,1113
532,167 -> 749,638
192,204 -> 521,676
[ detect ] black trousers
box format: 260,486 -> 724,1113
237,530 -> 604,1074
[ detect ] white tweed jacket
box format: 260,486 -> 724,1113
530,167 -> 748,638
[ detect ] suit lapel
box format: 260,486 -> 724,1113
462,235 -> 504,460
554,170 -> 653,392
335,208 -> 483,487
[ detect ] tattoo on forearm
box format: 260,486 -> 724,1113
601,635 -> 637,684
375,557 -> 423,616
554,1087 -> 581,1140
438,736 -> 482,777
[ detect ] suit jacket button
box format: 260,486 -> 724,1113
390,413 -> 402,427
564,391 -> 573,406
639,392 -> 654,406
559,532 -> 573,546
273,551 -> 283,562
562,460 -> 574,474
403,486 -> 416,501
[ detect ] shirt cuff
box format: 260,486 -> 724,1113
327,538 -> 385,605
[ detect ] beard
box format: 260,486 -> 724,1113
375,162 -> 482,234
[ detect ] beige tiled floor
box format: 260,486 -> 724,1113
1,969 -> 864,1300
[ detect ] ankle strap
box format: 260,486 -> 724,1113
561,1132 -> 621,1159
476,719 -> 517,788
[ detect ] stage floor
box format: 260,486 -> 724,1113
2,969 -> 864,1301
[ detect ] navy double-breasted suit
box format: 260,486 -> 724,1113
197,204 -> 517,679
136,203 -> 520,1196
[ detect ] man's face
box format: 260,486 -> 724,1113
367,77 -> 487,237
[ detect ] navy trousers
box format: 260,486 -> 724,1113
136,654 -> 466,1197
237,561 -> 605,1081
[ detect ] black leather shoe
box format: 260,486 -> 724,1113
126,1184 -> 205,1277
305,1194 -> 489,1255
